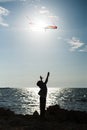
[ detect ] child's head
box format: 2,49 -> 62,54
37,81 -> 43,88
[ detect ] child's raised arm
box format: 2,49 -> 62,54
44,72 -> 50,84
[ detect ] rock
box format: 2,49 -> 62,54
33,111 -> 39,116
0,105 -> 87,129
0,107 -> 15,117
46,105 -> 87,123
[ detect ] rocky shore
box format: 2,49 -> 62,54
0,105 -> 87,130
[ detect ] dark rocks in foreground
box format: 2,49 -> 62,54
0,105 -> 87,130
46,105 -> 87,123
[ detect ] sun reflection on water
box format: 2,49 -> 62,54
13,87 -> 61,114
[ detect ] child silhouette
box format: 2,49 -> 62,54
37,72 -> 50,118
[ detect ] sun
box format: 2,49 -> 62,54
29,19 -> 47,32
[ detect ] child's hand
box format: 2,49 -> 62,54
48,72 -> 50,77
40,76 -> 43,80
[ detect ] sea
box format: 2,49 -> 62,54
0,88 -> 87,115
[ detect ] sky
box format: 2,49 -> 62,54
0,0 -> 87,88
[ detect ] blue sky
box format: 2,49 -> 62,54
0,0 -> 87,88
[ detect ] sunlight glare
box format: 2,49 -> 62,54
30,19 -> 47,32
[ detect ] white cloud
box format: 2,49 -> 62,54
41,6 -> 46,9
39,10 -> 50,15
0,6 -> 9,27
39,6 -> 58,21
0,6 -> 9,15
67,37 -> 85,52
39,7 -> 49,15
79,45 -> 87,52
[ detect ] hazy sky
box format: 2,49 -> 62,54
0,0 -> 87,88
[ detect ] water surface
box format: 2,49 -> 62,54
0,88 -> 87,114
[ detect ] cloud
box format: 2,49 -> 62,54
67,37 -> 85,52
39,7 -> 50,15
0,6 -> 9,27
41,6 -> 46,9
39,6 -> 58,21
39,10 -> 50,15
79,45 -> 87,52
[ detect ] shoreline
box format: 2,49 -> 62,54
0,105 -> 87,130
